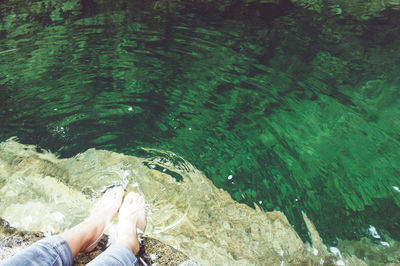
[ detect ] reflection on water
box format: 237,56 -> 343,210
0,0 -> 400,249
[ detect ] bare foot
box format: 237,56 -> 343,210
116,192 -> 147,255
60,186 -> 124,257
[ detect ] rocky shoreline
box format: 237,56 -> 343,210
0,140 -> 370,265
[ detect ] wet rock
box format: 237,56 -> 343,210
0,140 -> 370,265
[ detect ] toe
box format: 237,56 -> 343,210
113,187 -> 124,199
121,192 -> 135,210
107,186 -> 124,208
137,195 -> 145,207
128,192 -> 136,204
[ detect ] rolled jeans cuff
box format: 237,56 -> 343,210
87,242 -> 139,266
1,235 -> 73,266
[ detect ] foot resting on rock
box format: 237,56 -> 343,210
116,192 -> 147,255
59,186 -> 125,257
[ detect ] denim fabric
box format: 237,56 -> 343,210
0,235 -> 73,266
1,236 -> 138,266
86,242 -> 139,266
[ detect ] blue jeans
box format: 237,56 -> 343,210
1,235 -> 139,266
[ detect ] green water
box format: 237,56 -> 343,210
1,0 -> 399,246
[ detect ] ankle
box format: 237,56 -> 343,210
117,236 -> 140,255
77,220 -> 105,253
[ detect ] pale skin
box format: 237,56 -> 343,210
59,187 -> 147,258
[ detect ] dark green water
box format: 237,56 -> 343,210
1,1 -> 399,245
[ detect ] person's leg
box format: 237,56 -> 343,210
1,187 -> 124,266
0,235 -> 73,266
87,192 -> 147,266
59,186 -> 124,256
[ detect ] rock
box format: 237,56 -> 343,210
290,0 -> 400,20
0,140 -> 373,265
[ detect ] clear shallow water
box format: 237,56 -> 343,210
1,1 -> 400,246
1,140 -> 373,265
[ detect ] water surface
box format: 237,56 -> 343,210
1,1 -> 399,246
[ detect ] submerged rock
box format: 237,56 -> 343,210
0,139 -> 369,265
290,0 -> 400,19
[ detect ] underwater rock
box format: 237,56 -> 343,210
290,0 -> 400,19
0,139 -> 368,265
2,0 -> 398,24
338,236 -> 400,265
